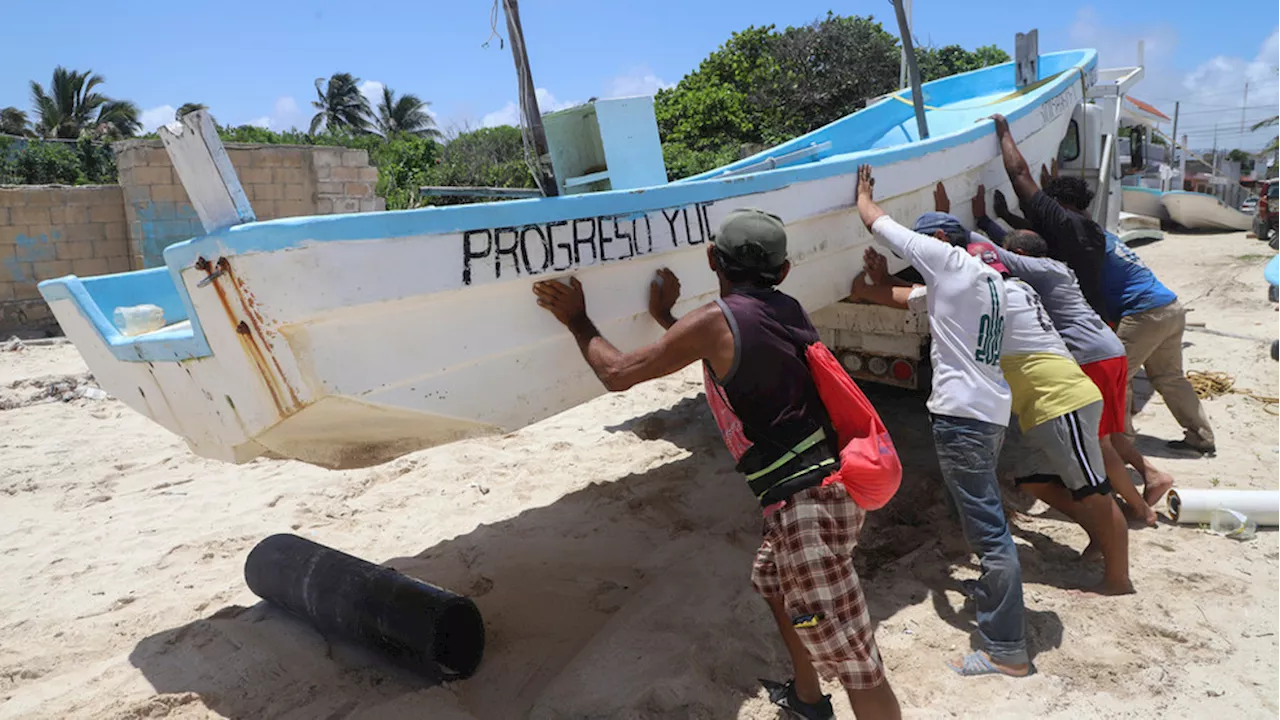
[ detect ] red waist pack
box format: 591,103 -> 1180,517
701,343 -> 902,511
805,342 -> 901,510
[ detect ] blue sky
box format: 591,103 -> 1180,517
2,0 -> 1277,149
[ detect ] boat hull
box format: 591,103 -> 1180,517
40,51 -> 1095,468
1162,191 -> 1252,231
1121,186 -> 1167,221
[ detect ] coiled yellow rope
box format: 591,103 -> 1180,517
1187,370 -> 1279,414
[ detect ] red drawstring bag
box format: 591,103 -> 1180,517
702,343 -> 902,511
805,342 -> 901,510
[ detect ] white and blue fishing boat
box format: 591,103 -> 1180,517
40,47 -> 1099,468
1161,189 -> 1253,231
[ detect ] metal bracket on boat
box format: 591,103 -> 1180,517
717,142 -> 833,179
195,256 -> 229,288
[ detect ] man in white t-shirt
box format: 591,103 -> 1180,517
849,164 -> 1030,678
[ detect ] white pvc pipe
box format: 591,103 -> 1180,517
1167,488 -> 1280,526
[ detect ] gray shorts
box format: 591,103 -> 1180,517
1007,401 -> 1111,499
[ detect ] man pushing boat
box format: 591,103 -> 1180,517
533,209 -> 901,720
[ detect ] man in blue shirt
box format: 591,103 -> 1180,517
986,176 -> 1216,456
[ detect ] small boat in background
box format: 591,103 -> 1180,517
1162,190 -> 1253,231
1121,185 -> 1168,221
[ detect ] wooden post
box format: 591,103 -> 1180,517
891,0 -> 929,140
157,109 -> 256,234
502,0 -> 558,197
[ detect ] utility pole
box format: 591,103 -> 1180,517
1212,124 -> 1219,175
891,0 -> 928,139
898,0 -> 913,89
1179,134 -> 1188,190
1167,101 -> 1179,192
1240,81 -> 1249,134
502,0 -> 558,197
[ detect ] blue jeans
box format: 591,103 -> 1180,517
931,414 -> 1029,667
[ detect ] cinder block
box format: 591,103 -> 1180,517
151,184 -> 189,204
335,198 -> 360,214
146,147 -> 172,166
134,166 -> 173,186
329,166 -> 359,182
94,237 -> 130,259
253,148 -> 286,168
0,207 -> 8,226
254,200 -> 278,219
313,147 -> 343,168
74,257 -> 111,276
25,188 -> 57,207
344,183 -> 372,198
56,240 -> 96,261
239,167 -> 274,185
277,199 -> 308,218
11,279 -> 41,299
89,203 -> 124,223
317,198 -> 334,214
10,207 -> 51,226
0,283 -> 14,302
341,150 -> 367,167
251,183 -> 282,201
282,183 -> 308,201
358,198 -> 378,212
31,259 -> 74,280
317,181 -> 345,195
107,256 -> 132,273
374,197 -> 386,211
273,168 -> 306,185
105,222 -> 129,241
73,223 -> 108,241
357,166 -> 379,182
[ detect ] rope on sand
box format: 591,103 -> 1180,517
1187,370 -> 1279,414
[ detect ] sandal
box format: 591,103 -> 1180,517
947,651 -> 1033,678
760,678 -> 834,720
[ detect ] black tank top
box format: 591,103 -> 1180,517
710,289 -> 834,505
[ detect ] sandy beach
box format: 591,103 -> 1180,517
1,230 -> 1276,719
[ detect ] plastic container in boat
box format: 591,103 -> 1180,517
113,304 -> 165,336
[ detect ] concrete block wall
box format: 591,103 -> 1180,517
0,185 -> 130,333
113,140 -> 384,269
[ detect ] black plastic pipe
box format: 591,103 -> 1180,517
244,533 -> 485,680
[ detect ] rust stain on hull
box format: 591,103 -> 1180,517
197,255 -> 301,418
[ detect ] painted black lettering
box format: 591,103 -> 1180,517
698,202 -> 714,243
644,215 -> 654,253
547,220 -> 570,271
613,219 -> 634,261
572,219 -> 597,265
462,230 -> 492,285
519,225 -> 548,275
597,217 -> 615,262
493,227 -> 521,278
682,208 -> 696,245
662,208 -> 681,248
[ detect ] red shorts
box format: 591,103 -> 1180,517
1080,356 -> 1128,437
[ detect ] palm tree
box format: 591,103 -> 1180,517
176,102 -> 207,120
310,72 -> 373,135
93,100 -> 142,139
30,66 -> 110,139
375,86 -> 442,139
0,106 -> 30,136
1253,115 -> 1279,156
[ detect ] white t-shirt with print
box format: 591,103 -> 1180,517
871,215 -> 1012,426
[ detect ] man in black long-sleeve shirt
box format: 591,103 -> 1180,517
991,113 -> 1110,324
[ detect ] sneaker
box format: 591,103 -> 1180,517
761,678 -> 834,720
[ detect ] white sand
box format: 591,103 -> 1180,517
1,231 -> 1276,719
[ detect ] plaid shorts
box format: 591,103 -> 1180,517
751,483 -> 885,690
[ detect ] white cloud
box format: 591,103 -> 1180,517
482,88 -> 577,128
1069,9 -> 1278,151
608,66 -> 673,98
140,105 -> 176,132
359,80 -> 385,109
248,116 -> 271,128
258,96 -> 304,132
